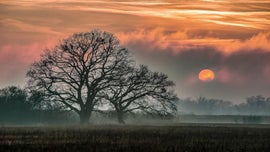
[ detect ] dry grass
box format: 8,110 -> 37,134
0,124 -> 269,152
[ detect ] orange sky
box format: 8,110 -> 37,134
1,0 -> 270,102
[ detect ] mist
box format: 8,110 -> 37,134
1,86 -> 269,126
178,96 -> 270,116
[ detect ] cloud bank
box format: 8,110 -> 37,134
0,0 -> 269,102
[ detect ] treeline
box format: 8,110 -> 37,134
179,96 -> 270,115
1,85 -> 269,125
0,86 -> 75,124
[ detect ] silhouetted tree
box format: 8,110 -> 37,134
27,29 -> 132,124
0,86 -> 32,122
28,90 -> 64,110
28,90 -> 45,109
104,65 -> 178,123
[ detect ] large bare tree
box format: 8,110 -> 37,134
27,30 -> 131,124
104,65 -> 178,123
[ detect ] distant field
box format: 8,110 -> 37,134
176,115 -> 270,124
0,124 -> 270,152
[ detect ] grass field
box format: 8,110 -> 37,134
0,124 -> 270,152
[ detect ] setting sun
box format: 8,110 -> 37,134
198,69 -> 215,82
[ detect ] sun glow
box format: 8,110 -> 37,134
198,69 -> 215,82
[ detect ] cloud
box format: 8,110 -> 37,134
2,0 -> 269,31
117,28 -> 270,54
218,32 -> 270,53
117,28 -> 191,53
0,19 -> 63,36
0,0 -> 269,102
117,28 -> 270,102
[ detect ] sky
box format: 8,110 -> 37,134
0,0 -> 270,103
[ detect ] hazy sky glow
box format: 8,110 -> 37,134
1,0 -> 270,103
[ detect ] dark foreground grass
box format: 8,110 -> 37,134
0,124 -> 269,152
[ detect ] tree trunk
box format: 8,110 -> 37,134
79,110 -> 91,125
117,111 -> 125,124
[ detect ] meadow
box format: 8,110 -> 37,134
0,124 -> 269,152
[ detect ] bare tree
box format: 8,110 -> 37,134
104,65 -> 178,123
27,29 -> 131,124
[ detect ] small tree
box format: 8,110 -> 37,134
27,29 -> 132,124
104,65 -> 178,123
